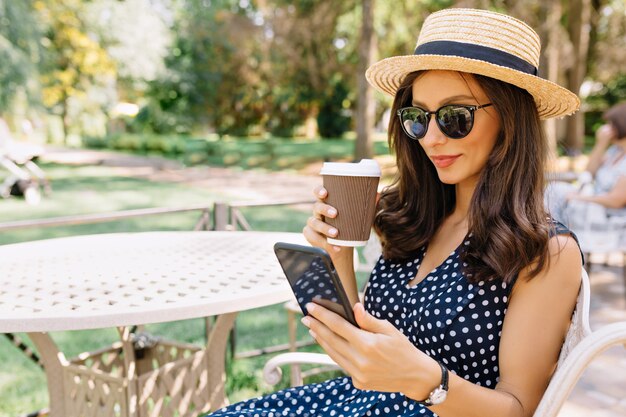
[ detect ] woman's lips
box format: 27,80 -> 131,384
431,154 -> 461,168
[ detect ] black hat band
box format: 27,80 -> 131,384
414,41 -> 538,76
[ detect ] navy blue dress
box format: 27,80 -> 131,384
208,225 -> 578,417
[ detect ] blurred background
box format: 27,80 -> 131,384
0,1 -> 625,416
1,0 -> 624,162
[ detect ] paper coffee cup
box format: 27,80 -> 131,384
320,159 -> 381,247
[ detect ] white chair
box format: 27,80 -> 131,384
560,172 -> 626,280
264,269 -> 626,417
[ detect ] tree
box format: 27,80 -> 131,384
564,0 -> 593,152
36,0 -> 116,143
146,0 -> 265,135
263,0 -> 357,137
84,0 -> 172,97
0,0 -> 41,114
591,0 -> 626,83
355,0 -> 376,159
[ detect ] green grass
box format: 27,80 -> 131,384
0,162 -> 353,417
0,163 -> 224,245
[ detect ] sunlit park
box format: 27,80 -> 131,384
0,0 -> 625,416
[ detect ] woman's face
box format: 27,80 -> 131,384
411,70 -> 501,187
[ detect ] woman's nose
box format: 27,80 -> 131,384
420,117 -> 447,147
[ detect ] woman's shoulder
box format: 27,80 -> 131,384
515,219 -> 583,287
510,223 -> 582,306
547,218 -> 583,264
605,145 -> 626,168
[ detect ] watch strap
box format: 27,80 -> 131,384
440,361 -> 449,391
416,360 -> 449,406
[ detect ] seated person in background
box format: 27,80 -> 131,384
546,102 -> 626,227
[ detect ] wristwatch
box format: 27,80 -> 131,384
417,361 -> 449,406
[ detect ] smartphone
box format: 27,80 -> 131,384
273,242 -> 358,327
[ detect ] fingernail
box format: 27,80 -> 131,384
301,317 -> 311,327
306,303 -> 315,312
318,189 -> 326,197
329,228 -> 338,236
328,208 -> 337,217
309,329 -> 317,339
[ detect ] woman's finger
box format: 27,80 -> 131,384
313,201 -> 337,219
306,216 -> 338,239
304,317 -> 359,377
306,302 -> 359,339
302,223 -> 328,247
311,329 -> 359,378
313,185 -> 328,200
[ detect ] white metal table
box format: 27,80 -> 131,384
0,231 -> 307,417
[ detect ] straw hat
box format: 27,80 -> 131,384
366,8 -> 580,119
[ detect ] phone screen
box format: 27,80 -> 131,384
274,243 -> 357,327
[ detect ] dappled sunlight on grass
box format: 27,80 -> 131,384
0,163 -> 223,245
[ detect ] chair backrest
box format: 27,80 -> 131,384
556,269 -> 592,367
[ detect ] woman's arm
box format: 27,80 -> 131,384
586,124 -> 616,175
429,235 -> 582,417
569,176 -> 626,209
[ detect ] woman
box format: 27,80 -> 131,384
546,102 -> 626,227
210,8 -> 582,417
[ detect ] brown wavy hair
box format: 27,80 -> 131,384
373,71 -> 551,283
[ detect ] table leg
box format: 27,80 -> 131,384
118,326 -> 139,417
206,312 -> 238,410
27,313 -> 239,416
27,332 -> 69,417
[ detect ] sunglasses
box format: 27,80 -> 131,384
396,103 -> 493,140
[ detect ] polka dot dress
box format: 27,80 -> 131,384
207,236 -> 519,417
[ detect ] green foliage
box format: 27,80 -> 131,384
143,0 -> 256,135
0,1 -> 41,113
142,0 -> 360,137
584,73 -> 626,141
83,133 -> 389,169
266,88 -> 309,138
132,99 -> 194,135
84,133 -> 197,156
1,0 -> 624,152
317,77 -> 352,139
35,0 -> 116,141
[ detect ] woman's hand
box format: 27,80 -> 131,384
303,185 -> 350,258
303,185 -> 360,304
301,301 -> 440,399
595,123 -> 617,149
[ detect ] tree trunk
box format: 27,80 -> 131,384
541,0 -> 563,159
61,98 -> 69,146
565,0 -> 592,152
354,0 -> 376,161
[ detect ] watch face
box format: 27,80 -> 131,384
430,387 -> 448,405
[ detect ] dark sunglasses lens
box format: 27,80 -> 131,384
437,106 -> 473,139
401,108 -> 427,139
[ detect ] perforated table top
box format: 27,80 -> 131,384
0,231 -> 307,332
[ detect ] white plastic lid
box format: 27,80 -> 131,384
319,159 -> 381,177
